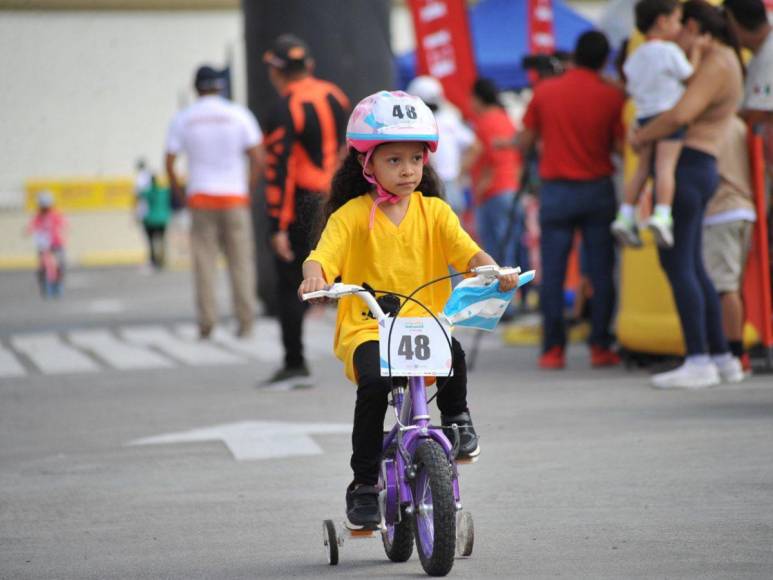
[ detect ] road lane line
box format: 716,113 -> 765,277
0,346 -> 26,378
69,329 -> 174,370
121,325 -> 246,365
10,333 -> 99,374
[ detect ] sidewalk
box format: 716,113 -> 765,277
0,210 -> 190,270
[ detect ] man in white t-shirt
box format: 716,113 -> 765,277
406,75 -> 476,214
165,65 -> 264,339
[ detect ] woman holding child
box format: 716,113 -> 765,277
630,0 -> 746,388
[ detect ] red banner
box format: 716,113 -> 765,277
528,0 -> 556,55
742,129 -> 773,351
407,0 -> 477,118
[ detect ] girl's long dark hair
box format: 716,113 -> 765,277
313,147 -> 444,242
682,0 -> 744,71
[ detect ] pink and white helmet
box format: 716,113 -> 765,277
346,90 -> 439,153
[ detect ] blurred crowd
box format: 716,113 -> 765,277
34,0 -> 769,391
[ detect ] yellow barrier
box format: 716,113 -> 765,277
25,178 -> 135,212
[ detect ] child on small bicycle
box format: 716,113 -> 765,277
298,91 -> 519,530
25,190 -> 67,297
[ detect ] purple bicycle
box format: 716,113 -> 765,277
304,265 -> 532,576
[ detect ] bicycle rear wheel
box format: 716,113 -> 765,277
382,506 -> 413,562
412,440 -> 456,576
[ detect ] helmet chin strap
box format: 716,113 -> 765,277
362,147 -> 429,230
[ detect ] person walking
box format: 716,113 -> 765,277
261,34 -> 350,386
139,174 -> 172,270
406,75 -> 476,215
165,65 -> 264,339
631,0 -> 746,388
518,30 -> 625,370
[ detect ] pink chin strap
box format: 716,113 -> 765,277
362,147 -> 429,230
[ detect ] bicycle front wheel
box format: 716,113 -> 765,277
412,440 -> 456,576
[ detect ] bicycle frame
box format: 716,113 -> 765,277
380,373 -> 460,527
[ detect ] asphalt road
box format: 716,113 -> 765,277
1,267 -> 772,579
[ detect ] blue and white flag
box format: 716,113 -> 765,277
442,270 -> 536,331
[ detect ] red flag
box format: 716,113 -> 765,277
742,129 -> 773,351
407,0 -> 477,118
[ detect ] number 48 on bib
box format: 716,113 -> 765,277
378,317 -> 453,377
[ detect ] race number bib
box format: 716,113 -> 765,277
378,317 -> 454,377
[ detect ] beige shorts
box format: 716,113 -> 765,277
702,220 -> 753,293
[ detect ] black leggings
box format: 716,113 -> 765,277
656,147 -> 728,356
350,338 -> 469,486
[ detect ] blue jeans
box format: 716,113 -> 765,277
656,147 -> 727,356
475,191 -> 521,268
539,178 -> 617,351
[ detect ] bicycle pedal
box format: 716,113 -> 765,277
343,524 -> 381,538
455,455 -> 479,465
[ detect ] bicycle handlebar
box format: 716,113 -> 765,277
301,265 -> 525,322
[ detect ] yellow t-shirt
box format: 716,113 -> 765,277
306,192 -> 481,383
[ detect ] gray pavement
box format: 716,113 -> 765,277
1,267 -> 772,579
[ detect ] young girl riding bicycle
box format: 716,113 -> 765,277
298,91 -> 519,530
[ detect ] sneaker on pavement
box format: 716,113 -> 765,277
345,483 -> 381,530
611,214 -> 643,247
260,364 -> 310,388
651,361 -> 719,389
441,411 -> 480,459
539,346 -> 566,370
646,213 -> 674,248
714,355 -> 745,383
590,345 -> 621,367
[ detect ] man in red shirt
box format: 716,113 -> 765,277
519,30 -> 624,370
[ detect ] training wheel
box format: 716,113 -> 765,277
456,511 -> 474,557
322,519 -> 340,565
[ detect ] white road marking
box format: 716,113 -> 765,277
120,325 -> 246,366
68,329 -> 174,370
175,323 -> 284,362
10,333 -> 99,374
0,346 -> 26,378
127,420 -> 351,461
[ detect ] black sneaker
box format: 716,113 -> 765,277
441,412 -> 480,459
260,364 -> 311,389
345,483 -> 381,530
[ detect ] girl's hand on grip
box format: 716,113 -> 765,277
497,270 -> 520,292
298,277 -> 329,303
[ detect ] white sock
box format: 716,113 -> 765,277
619,203 -> 635,220
654,204 -> 672,219
686,354 -> 711,366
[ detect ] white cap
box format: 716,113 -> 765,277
406,75 -> 444,107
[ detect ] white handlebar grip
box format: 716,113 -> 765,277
301,290 -> 331,301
